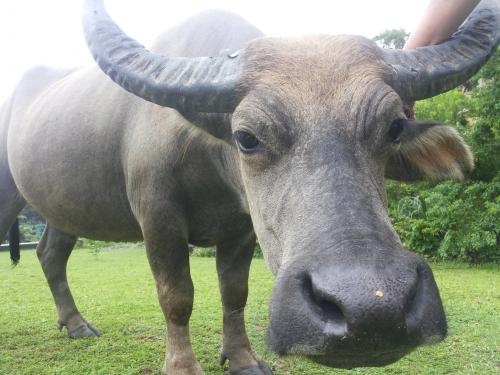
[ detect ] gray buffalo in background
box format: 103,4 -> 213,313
1,0 -> 498,373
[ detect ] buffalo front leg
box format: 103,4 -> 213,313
216,232 -> 273,375
37,224 -> 100,338
143,230 -> 203,375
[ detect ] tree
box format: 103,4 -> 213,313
386,50 -> 500,263
373,29 -> 409,49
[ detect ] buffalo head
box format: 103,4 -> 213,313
83,0 -> 499,368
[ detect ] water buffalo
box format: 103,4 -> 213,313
1,0 -> 498,373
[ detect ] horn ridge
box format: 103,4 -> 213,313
83,0 -> 241,113
383,0 -> 499,101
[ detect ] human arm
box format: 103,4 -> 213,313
404,0 -> 481,48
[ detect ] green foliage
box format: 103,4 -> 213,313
78,239 -> 144,256
190,243 -> 263,258
191,246 -> 216,257
414,89 -> 470,125
15,206 -> 45,243
372,29 -> 409,49
462,53 -> 500,182
387,180 -> 500,263
79,239 -> 108,256
387,51 -> 500,263
17,216 -> 40,242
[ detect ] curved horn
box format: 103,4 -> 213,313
83,0 -> 241,113
383,0 -> 499,101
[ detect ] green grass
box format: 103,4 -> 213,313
0,248 -> 498,374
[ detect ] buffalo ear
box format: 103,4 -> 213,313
385,121 -> 474,182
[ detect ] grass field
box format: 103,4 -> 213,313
0,248 -> 498,374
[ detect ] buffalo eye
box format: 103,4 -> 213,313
233,130 -> 260,153
388,119 -> 405,144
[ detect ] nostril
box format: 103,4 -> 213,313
302,274 -> 347,335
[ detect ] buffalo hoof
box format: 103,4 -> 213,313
69,323 -> 101,338
59,320 -> 101,338
230,361 -> 273,375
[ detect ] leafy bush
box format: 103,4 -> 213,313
387,180 -> 499,263
191,247 -> 216,257
13,206 -> 45,243
78,239 -> 144,256
190,243 -> 263,258
387,51 -> 499,263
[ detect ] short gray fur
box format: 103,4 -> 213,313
1,1 -> 497,373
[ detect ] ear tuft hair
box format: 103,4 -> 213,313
386,124 -> 474,182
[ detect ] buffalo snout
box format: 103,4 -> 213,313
268,249 -> 447,368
